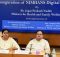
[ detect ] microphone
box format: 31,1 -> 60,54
29,44 -> 32,54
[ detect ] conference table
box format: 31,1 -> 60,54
0,54 -> 12,57
0,54 -> 43,57
13,54 -> 43,57
0,50 -> 43,57
0,50 -> 60,57
0,53 -> 60,57
56,53 -> 60,57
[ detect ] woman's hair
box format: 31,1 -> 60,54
2,29 -> 9,33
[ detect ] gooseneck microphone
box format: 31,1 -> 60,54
29,44 -> 32,54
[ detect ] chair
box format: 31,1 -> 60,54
13,38 -> 18,43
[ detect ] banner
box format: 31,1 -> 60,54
0,0 -> 60,33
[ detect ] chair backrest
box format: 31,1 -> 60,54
45,38 -> 49,42
30,38 -> 33,40
13,38 -> 18,43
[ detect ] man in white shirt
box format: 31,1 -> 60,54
25,31 -> 50,55
0,29 -> 20,53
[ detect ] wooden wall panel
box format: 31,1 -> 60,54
9,32 -> 60,46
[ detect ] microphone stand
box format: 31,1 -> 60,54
29,44 -> 32,54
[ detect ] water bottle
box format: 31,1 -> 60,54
51,48 -> 56,57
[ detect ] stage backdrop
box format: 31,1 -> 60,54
0,0 -> 60,33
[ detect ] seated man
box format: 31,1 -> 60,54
25,31 -> 50,55
0,29 -> 20,53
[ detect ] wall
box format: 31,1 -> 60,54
9,32 -> 60,46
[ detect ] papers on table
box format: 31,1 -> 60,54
0,49 -> 29,54
15,50 -> 29,54
0,50 -> 9,54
